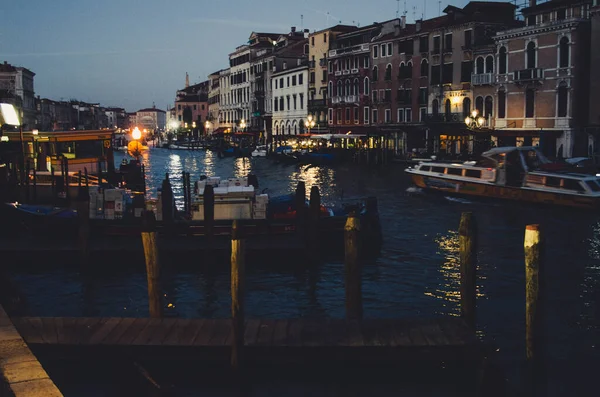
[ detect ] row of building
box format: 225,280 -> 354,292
194,0 -> 600,158
0,60 -> 166,133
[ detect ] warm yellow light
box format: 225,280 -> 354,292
0,103 -> 20,126
464,116 -> 472,126
471,110 -> 478,118
477,117 -> 485,126
192,122 -> 196,128
32,129 -> 39,136
132,127 -> 142,140
205,121 -> 210,129
307,114 -> 313,122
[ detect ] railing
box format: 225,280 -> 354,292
308,99 -> 326,108
309,60 -> 316,68
424,112 -> 463,123
343,70 -> 350,75
319,58 -> 327,67
351,68 -> 359,74
514,68 -> 544,82
334,71 -> 342,76
328,44 -> 370,58
471,73 -> 494,85
331,95 -> 358,104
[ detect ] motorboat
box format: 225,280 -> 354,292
405,146 -> 600,209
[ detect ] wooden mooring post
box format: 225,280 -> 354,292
203,184 -> 215,242
182,170 -> 188,216
230,220 -> 245,370
161,173 -> 174,224
76,186 -> 90,267
295,181 -> 306,244
459,212 -> 477,330
141,210 -> 163,318
344,213 -> 362,321
524,224 -> 545,396
308,185 -> 321,259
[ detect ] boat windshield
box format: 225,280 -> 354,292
521,148 -> 551,170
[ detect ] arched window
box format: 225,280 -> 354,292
498,88 -> 506,119
372,66 -> 378,81
485,56 -> 494,73
557,82 -> 568,117
462,97 -> 471,118
432,99 -> 439,116
526,42 -> 536,69
476,57 -> 484,74
525,88 -> 535,118
444,99 -> 451,118
345,79 -> 351,96
399,62 -> 406,79
353,79 -> 359,95
274,122 -> 279,135
499,46 -> 507,74
364,77 -> 370,95
484,96 -> 493,118
421,59 -> 429,77
328,81 -> 333,97
337,80 -> 342,96
385,64 -> 392,80
475,96 -> 484,116
407,61 -> 413,78
559,37 -> 569,68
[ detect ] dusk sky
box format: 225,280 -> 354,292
1,0 -> 481,112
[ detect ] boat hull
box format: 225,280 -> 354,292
410,173 -> 600,209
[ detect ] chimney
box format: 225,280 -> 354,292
291,26 -> 296,33
529,0 -> 536,6
416,20 -> 422,32
185,72 -> 189,88
304,28 -> 309,38
401,15 -> 406,29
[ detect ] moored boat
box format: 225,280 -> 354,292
405,146 -> 600,209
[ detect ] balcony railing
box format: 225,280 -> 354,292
514,68 -> 544,82
309,60 -> 316,68
334,71 -> 342,76
319,58 -> 327,67
328,44 -> 370,58
331,95 -> 359,104
424,112 -> 463,123
308,99 -> 326,108
471,73 -> 494,85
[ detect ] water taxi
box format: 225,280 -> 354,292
405,146 -> 600,209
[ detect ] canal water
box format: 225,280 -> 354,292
6,148 -> 600,396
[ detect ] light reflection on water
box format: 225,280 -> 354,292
8,148 -> 600,392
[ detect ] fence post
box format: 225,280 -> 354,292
231,220 -> 245,370
141,210 -> 163,318
459,212 -> 477,330
344,213 -> 362,321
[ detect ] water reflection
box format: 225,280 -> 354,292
233,157 -> 253,178
427,230 -> 486,316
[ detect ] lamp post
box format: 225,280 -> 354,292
239,118 -> 246,132
304,114 -> 315,134
205,120 -> 210,136
464,109 -> 485,130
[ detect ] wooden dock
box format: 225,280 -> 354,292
10,316 -> 484,364
0,306 -> 62,397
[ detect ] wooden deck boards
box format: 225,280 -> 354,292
10,316 -> 480,352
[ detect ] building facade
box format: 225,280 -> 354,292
207,70 -> 222,133
308,25 -> 357,133
229,45 -> 251,131
493,0 -> 593,158
136,107 -> 166,131
218,68 -> 233,132
0,61 -> 36,129
272,64 -> 309,136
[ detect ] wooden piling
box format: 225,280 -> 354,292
64,157 -> 70,204
141,210 -> 163,318
203,184 -> 215,241
524,224 -> 546,396
186,172 -> 192,216
308,186 -> 321,258
32,163 -> 37,203
344,213 -> 362,321
25,159 -> 30,203
459,212 -> 477,330
161,173 -> 174,223
295,181 -> 306,243
76,186 -> 90,267
231,220 -> 245,370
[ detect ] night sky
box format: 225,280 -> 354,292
1,0 -> 480,112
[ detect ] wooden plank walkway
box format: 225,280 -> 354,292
11,317 -> 480,355
0,306 -> 63,397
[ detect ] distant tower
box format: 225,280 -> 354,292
185,72 -> 189,88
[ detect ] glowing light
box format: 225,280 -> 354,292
0,103 -> 20,126
32,129 -> 39,136
132,127 -> 142,140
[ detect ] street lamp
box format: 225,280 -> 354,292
239,118 -> 246,132
205,120 -> 210,135
464,109 -> 485,130
304,114 -> 316,134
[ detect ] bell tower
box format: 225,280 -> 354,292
185,72 -> 189,88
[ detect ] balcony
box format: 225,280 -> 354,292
351,68 -> 359,74
514,68 -> 543,83
343,70 -> 350,75
471,73 -> 494,86
424,112 -> 463,123
309,60 -> 316,68
331,95 -> 359,104
308,99 -> 326,109
328,44 -> 370,59
334,71 -> 342,76
319,58 -> 327,67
